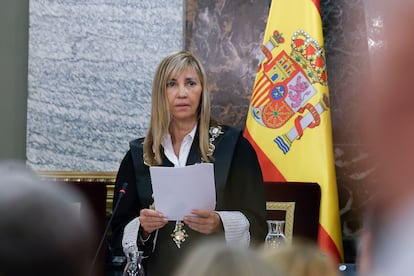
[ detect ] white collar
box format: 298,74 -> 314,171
160,123 -> 198,167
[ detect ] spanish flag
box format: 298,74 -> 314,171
244,0 -> 343,263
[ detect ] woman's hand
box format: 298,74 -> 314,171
139,209 -> 168,238
183,209 -> 223,235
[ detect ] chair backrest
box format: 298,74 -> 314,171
264,182 -> 321,242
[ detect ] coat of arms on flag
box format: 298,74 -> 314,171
251,30 -> 329,154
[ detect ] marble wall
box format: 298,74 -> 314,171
27,0 -> 184,171
186,0 -> 268,127
186,0 -> 373,261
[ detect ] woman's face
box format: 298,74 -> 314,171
166,66 -> 202,124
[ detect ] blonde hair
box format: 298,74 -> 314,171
262,242 -> 339,276
143,51 -> 212,165
174,241 -> 281,276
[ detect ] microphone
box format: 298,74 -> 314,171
89,182 -> 128,276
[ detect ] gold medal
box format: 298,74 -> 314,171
171,221 -> 188,248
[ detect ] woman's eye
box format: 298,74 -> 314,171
167,81 -> 176,87
188,80 -> 197,86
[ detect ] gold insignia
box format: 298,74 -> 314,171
171,221 -> 188,248
207,126 -> 224,157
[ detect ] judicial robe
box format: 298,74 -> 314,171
110,125 -> 267,275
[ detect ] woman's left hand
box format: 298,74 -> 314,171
183,209 -> 223,234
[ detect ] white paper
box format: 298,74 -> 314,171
149,163 -> 216,220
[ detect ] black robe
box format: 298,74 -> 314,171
110,125 -> 267,275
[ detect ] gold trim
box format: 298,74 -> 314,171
106,184 -> 115,215
266,201 -> 295,243
36,171 -> 117,214
36,171 -> 117,182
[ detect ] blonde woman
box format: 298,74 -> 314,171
110,51 -> 267,275
262,242 -> 339,276
175,241 -> 281,276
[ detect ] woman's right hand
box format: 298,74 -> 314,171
139,209 -> 168,238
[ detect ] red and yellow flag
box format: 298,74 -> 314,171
244,0 -> 343,263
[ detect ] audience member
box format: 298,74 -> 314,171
357,1 -> 414,275
262,242 -> 338,276
0,162 -> 96,276
174,241 -> 282,276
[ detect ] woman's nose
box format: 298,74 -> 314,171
178,85 -> 187,97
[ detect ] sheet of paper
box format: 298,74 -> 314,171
150,163 -> 216,221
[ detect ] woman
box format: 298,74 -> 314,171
110,51 -> 267,275
262,242 -> 339,276
174,240 -> 281,276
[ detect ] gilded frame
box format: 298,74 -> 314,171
266,201 -> 295,243
36,171 -> 117,214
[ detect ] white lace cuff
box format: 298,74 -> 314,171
122,217 -> 158,257
122,217 -> 140,256
216,211 -> 250,246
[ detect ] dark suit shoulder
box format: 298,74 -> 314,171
129,137 -> 145,150
219,125 -> 254,150
213,125 -> 242,144
218,125 -> 242,135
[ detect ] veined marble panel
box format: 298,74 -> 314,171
186,0 -> 269,128
27,0 -> 184,171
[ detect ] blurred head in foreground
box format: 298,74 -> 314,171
262,242 -> 338,276
362,0 -> 414,209
174,241 -> 281,276
0,162 -> 96,276
357,1 -> 414,275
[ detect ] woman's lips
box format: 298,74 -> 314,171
175,103 -> 190,108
